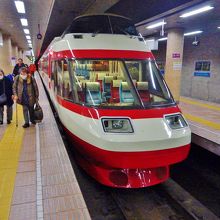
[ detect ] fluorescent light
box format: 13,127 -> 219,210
28,44 -> 32,47
23,29 -> 30,34
20,18 -> 28,26
184,31 -> 203,36
218,27 -> 220,29
26,35 -> 31,40
27,40 -> 31,43
14,1 -> 25,13
158,37 -> 167,41
180,5 -> 214,18
147,21 -> 167,29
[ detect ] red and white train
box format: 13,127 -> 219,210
39,14 -> 191,188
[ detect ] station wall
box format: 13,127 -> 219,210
153,32 -> 220,103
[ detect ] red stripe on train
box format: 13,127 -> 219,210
56,95 -> 180,119
50,49 -> 155,60
64,126 -> 191,168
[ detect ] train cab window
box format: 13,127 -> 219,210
67,59 -> 174,109
68,59 -> 141,108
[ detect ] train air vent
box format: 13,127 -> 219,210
73,35 -> 83,39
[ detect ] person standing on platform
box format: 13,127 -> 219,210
0,69 -> 13,124
13,67 -> 39,128
13,58 -> 25,77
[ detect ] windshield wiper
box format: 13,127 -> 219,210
91,30 -> 100,37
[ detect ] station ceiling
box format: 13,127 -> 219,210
0,0 -> 220,60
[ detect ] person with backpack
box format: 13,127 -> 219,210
13,67 -> 39,128
13,58 -> 26,77
0,69 -> 13,124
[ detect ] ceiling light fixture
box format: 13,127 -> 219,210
146,21 -> 167,29
26,35 -> 31,40
20,18 -> 28,26
180,5 -> 214,18
27,40 -> 31,43
24,29 -> 30,34
14,1 -> 25,13
218,27 -> 220,29
158,37 -> 167,41
184,31 -> 203,36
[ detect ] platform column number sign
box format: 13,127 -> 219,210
0,32 -> 3,47
172,53 -> 182,71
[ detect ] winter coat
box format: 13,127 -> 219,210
13,75 -> 39,107
0,76 -> 13,107
13,63 -> 26,76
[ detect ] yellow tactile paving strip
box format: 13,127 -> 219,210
0,105 -> 24,220
180,97 -> 220,112
180,97 -> 220,131
183,113 -> 220,130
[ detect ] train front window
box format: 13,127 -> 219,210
124,60 -> 174,106
68,59 -> 174,108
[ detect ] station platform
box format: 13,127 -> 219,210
179,96 -> 220,156
0,73 -> 91,220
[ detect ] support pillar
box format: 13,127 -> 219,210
0,35 -> 13,73
165,28 -> 184,102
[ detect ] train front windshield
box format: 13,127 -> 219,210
62,59 -> 174,108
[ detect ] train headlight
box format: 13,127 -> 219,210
102,118 -> 134,133
165,114 -> 188,129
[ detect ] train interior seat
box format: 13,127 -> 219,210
137,82 -> 150,102
111,80 -> 122,103
120,82 -> 134,103
85,82 -> 101,105
103,76 -> 113,99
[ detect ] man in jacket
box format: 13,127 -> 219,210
13,58 -> 25,77
13,67 -> 39,128
0,69 -> 13,124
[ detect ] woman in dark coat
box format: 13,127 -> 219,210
0,69 -> 13,124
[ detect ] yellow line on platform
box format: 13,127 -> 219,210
0,105 -> 24,220
180,97 -> 220,112
184,113 -> 220,130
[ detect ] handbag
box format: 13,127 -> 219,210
34,101 -> 43,122
0,80 -> 7,105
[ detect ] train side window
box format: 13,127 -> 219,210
51,61 -> 57,91
62,60 -> 74,101
56,60 -> 63,96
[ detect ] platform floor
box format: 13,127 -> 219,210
0,73 -> 91,220
179,96 -> 220,155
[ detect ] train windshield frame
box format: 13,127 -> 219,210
62,15 -> 138,36
56,58 -> 174,109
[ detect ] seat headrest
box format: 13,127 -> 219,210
97,72 -> 107,80
117,75 -> 125,80
86,82 -> 100,91
104,76 -> 113,83
121,82 -> 130,91
137,82 -> 148,90
112,80 -> 122,87
63,71 -> 69,80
